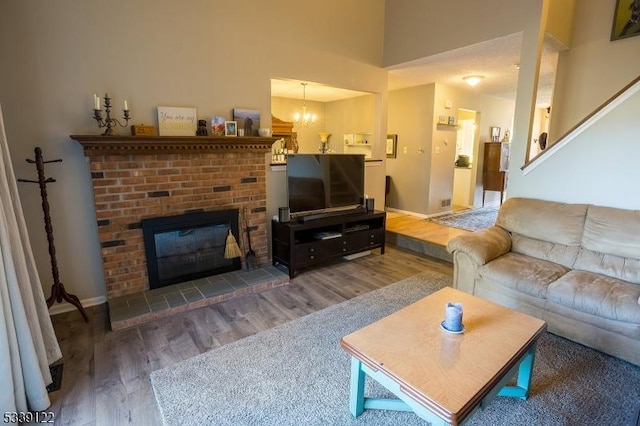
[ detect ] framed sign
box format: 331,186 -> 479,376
611,0 -> 640,41
386,134 -> 398,158
157,106 -> 197,136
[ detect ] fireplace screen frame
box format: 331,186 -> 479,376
142,209 -> 241,289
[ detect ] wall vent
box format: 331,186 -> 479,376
441,198 -> 452,208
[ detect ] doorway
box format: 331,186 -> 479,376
452,108 -> 479,209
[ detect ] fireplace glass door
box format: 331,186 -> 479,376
142,210 -> 240,289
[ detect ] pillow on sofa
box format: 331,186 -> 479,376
574,205 -> 640,284
496,198 -> 587,246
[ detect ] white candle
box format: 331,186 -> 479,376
96,96 -> 100,110
124,100 -> 128,111
94,94 -> 98,110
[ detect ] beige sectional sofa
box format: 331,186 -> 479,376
447,197 -> 640,366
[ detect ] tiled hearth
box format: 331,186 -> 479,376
72,135 -> 281,329
108,265 -> 288,330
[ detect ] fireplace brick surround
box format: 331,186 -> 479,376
72,135 -> 278,302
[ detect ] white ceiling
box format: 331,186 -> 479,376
271,33 -> 562,107
270,79 -> 370,103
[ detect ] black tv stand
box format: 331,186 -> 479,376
272,210 -> 386,278
294,207 -> 366,223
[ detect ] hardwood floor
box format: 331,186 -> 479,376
47,226 -> 454,425
385,211 -> 471,246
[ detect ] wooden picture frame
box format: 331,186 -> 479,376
225,121 -> 237,137
611,0 -> 640,41
386,134 -> 398,158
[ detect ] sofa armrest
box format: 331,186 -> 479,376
446,226 -> 512,265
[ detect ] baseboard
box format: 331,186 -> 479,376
384,207 -> 432,219
48,295 -> 106,316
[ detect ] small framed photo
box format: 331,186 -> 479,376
225,121 -> 237,137
490,126 -> 501,142
611,0 -> 640,41
386,134 -> 398,158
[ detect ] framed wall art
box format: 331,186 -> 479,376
490,126 -> 501,142
386,134 -> 398,158
611,0 -> 640,41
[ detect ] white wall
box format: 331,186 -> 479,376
383,0 -> 539,67
508,0 -> 640,210
0,0 -> 387,305
550,0 -> 640,139
386,85 -> 435,214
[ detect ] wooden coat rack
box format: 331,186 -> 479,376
18,147 -> 89,322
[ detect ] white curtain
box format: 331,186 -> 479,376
0,103 -> 62,412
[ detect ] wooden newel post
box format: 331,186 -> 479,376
18,146 -> 89,322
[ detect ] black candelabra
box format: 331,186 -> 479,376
93,93 -> 130,135
18,147 -> 89,322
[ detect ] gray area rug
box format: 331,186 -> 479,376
427,206 -> 498,231
150,271 -> 640,425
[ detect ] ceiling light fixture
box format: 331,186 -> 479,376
293,83 -> 317,127
463,75 -> 485,87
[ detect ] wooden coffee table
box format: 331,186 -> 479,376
340,287 -> 547,425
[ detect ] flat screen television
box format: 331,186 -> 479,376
286,153 -> 365,218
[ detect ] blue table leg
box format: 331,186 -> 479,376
497,343 -> 537,400
349,358 -> 365,416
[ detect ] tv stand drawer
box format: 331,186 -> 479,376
294,241 -> 331,265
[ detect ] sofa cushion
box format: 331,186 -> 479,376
495,198 -> 587,267
581,205 -> 640,259
510,233 -> 581,269
573,205 -> 640,284
574,248 -> 640,285
478,252 -> 570,299
548,270 -> 640,323
495,198 -> 588,247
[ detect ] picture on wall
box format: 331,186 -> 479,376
490,126 -> 501,142
232,109 -> 260,136
611,0 -> 640,41
386,134 -> 398,158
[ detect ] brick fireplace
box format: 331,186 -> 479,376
72,135 -> 277,302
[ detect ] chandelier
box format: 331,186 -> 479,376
293,83 -> 317,127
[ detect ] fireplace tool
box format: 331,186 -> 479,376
243,208 -> 257,270
18,147 -> 89,322
224,229 -> 241,259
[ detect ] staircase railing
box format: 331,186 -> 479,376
522,75 -> 640,174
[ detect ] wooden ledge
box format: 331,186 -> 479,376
70,135 -> 279,155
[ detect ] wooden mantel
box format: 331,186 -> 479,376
70,135 -> 278,155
